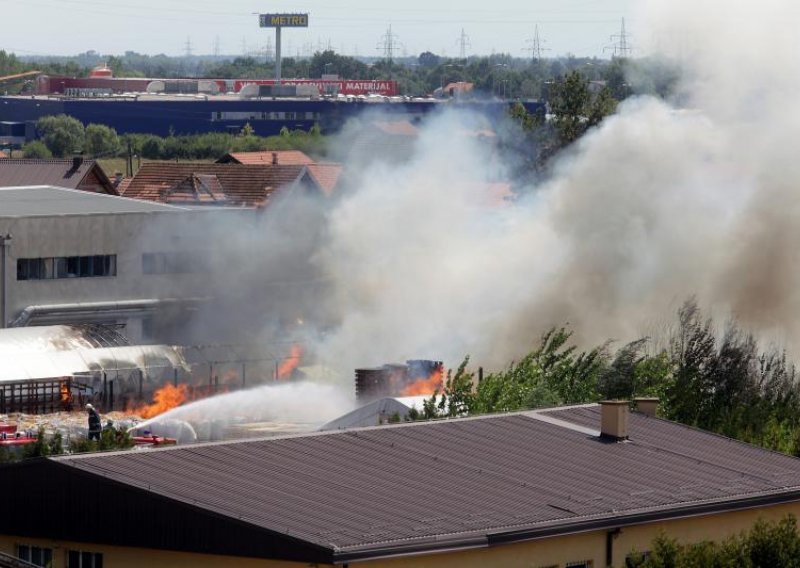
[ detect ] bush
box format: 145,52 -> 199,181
36,114 -> 85,157
22,140 -> 52,159
84,123 -> 121,157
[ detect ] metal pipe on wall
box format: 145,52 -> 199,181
0,233 -> 11,328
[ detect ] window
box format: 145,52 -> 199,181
67,550 -> 103,568
17,544 -> 53,567
566,562 -> 593,568
17,255 -> 116,280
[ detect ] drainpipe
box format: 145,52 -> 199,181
606,528 -> 621,566
0,233 -> 11,329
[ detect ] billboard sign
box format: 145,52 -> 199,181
259,13 -> 309,28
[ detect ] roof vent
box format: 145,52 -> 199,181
634,397 -> 659,418
600,400 -> 629,441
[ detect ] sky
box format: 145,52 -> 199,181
0,0 -> 634,58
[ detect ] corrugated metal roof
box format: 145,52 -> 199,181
49,405 -> 800,560
121,163 -> 305,206
0,185 -> 189,217
0,158 -> 115,193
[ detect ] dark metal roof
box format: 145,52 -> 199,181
0,158 -> 115,194
2,405 -> 791,562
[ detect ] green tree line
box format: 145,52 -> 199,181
21,114 -> 326,161
418,299 -> 800,457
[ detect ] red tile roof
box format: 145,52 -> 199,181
0,150 -> 8,159
305,162 -> 343,196
0,158 -> 117,194
218,150 -> 315,166
121,162 -> 305,206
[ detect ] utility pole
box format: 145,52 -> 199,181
456,28 -> 471,60
524,24 -> 550,62
606,18 -> 632,57
377,25 -> 401,63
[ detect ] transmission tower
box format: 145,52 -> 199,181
184,36 -> 193,57
377,25 -> 402,62
456,28 -> 471,59
523,24 -> 550,62
606,17 -> 632,57
212,36 -> 220,58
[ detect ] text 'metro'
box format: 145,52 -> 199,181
259,13 -> 309,28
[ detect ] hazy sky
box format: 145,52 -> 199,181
0,0 -> 634,58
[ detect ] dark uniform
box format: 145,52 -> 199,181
87,406 -> 101,441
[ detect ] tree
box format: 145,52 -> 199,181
36,114 -> 85,157
84,123 -> 121,157
22,140 -> 52,159
546,71 -> 618,155
418,51 -> 440,68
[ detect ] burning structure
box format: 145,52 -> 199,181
355,359 -> 443,402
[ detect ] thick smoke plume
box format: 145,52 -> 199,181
177,0 -> 800,388
310,0 -> 800,372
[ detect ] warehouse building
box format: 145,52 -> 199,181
3,401 -> 800,567
0,185 -> 252,343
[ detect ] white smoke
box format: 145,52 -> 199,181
307,0 -> 800,372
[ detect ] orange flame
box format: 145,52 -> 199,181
133,384 -> 188,419
401,367 -> 444,396
59,381 -> 72,404
277,344 -> 303,379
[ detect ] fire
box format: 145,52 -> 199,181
401,368 -> 444,396
277,344 -> 303,380
59,380 -> 72,408
133,384 -> 188,419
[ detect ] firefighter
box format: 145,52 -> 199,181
86,403 -> 101,441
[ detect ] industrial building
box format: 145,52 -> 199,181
3,401 -> 800,567
0,185 -> 251,340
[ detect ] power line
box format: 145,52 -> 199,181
455,28 -> 471,59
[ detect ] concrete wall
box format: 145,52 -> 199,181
2,502 -> 800,567
0,208 -> 253,343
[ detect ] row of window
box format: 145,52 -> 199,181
18,545 -> 102,568
17,255 -> 117,281
16,252 -> 207,280
212,111 -> 318,121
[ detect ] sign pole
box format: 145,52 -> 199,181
275,26 -> 282,84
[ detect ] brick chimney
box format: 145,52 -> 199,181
600,400 -> 629,441
271,152 -> 278,165
634,397 -> 659,418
